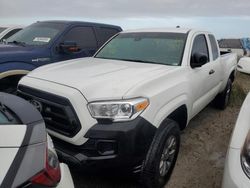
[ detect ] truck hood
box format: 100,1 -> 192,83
0,43 -> 44,63
28,57 -> 176,101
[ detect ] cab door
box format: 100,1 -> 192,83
189,33 -> 217,117
207,34 -> 223,94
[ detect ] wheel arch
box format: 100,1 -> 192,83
166,105 -> 188,130
152,94 -> 189,131
229,70 -> 235,83
0,70 -> 30,80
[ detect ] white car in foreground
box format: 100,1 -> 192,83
237,57 -> 250,74
0,26 -> 23,42
0,92 -> 74,188
222,93 -> 250,188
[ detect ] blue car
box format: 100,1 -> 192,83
0,20 -> 122,92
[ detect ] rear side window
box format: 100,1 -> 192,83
2,29 -> 22,40
63,26 -> 97,49
191,34 -> 209,62
209,34 -> 219,60
97,27 -> 120,46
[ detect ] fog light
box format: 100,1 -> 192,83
96,140 -> 117,156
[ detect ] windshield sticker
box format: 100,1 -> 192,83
33,37 -> 51,43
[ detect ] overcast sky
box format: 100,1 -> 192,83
1,0 -> 250,38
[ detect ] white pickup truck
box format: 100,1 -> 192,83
18,28 -> 237,188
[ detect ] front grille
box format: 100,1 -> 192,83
17,85 -> 81,137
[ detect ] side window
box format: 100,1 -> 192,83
191,34 -> 209,63
2,29 -> 22,40
63,27 -> 97,49
209,34 -> 219,60
97,27 -> 119,46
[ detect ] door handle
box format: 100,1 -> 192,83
209,69 -> 215,75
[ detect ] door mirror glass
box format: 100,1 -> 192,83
191,52 -> 208,68
59,41 -> 80,53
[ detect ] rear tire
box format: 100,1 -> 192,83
213,79 -> 232,110
140,119 -> 180,188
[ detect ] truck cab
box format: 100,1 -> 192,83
18,28 -> 237,188
0,20 -> 122,92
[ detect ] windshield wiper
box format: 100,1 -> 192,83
0,102 -> 13,121
8,40 -> 26,47
96,57 -> 178,66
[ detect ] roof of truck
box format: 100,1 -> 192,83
36,20 -> 122,30
121,28 -> 191,34
121,28 -> 214,35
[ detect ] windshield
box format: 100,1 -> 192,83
0,27 -> 7,33
6,22 -> 66,46
95,32 -> 187,66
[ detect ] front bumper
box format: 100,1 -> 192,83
53,117 -> 156,172
222,148 -> 250,188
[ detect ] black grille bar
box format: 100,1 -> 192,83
17,85 -> 81,137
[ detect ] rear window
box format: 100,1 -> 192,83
209,34 -> 219,60
0,107 -> 20,125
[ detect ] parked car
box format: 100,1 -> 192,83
218,39 -> 244,60
0,25 -> 23,42
18,28 -> 237,188
222,92 -> 250,188
237,57 -> 250,74
0,92 -> 74,188
0,20 -> 122,92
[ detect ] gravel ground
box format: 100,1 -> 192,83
72,72 -> 250,188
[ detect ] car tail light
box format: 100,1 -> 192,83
31,141 -> 61,186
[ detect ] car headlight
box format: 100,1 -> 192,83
241,130 -> 250,178
88,98 -> 149,122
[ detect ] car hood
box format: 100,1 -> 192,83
27,57 -> 176,101
0,43 -> 40,62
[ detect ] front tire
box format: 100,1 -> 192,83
213,79 -> 232,110
141,119 -> 180,188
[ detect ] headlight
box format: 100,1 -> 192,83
241,130 -> 250,178
88,98 -> 149,122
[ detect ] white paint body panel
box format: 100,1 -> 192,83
238,57 -> 250,74
0,124 -> 26,185
0,148 -> 19,185
19,29 -> 237,145
222,93 -> 250,188
0,125 -> 26,147
0,26 -> 23,40
57,163 -> 75,188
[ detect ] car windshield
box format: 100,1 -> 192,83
95,32 -> 187,66
6,22 -> 66,46
0,27 -> 7,33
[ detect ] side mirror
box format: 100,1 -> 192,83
59,41 -> 80,53
191,52 -> 208,68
